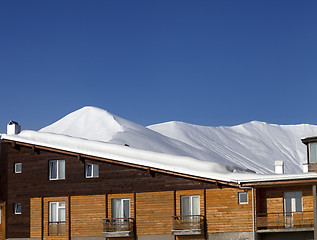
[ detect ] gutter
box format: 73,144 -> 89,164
239,185 -> 256,240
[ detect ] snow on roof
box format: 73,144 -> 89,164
3,130 -> 317,185
2,106 -> 317,185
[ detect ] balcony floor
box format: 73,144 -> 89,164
257,227 -> 314,233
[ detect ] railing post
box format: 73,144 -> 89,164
313,184 -> 317,240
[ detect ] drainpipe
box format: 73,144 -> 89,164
239,185 -> 256,240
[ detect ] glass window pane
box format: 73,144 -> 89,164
58,160 -> 65,179
192,196 -> 200,215
50,161 -> 57,179
93,164 -> 99,177
58,208 -> 65,222
295,192 -> 302,212
15,163 -> 22,173
112,199 -> 121,218
310,143 -> 317,163
86,164 -> 92,177
50,202 -> 57,222
123,199 -> 130,218
15,203 -> 21,214
181,196 -> 190,216
239,192 -> 248,204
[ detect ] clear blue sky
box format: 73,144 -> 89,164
1,0 -> 317,133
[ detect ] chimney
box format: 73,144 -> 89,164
7,121 -> 21,135
303,163 -> 309,173
274,161 -> 284,174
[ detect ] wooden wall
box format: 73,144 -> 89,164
136,191 -> 174,235
29,188 -> 253,239
30,198 -> 42,238
4,143 -> 217,238
0,202 -> 5,240
206,188 -> 253,233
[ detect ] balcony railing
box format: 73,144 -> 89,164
257,211 -> 314,231
48,221 -> 65,236
102,218 -> 134,238
172,215 -> 205,235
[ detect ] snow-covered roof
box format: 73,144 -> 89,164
2,106 -> 317,186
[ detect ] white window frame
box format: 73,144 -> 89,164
49,201 -> 65,223
238,192 -> 248,204
14,203 -> 21,214
181,195 -> 200,216
112,198 -> 130,220
49,160 -> 65,180
15,163 -> 22,173
85,163 -> 99,178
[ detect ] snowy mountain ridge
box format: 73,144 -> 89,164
36,106 -> 317,175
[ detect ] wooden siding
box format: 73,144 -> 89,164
309,163 -> 317,173
30,197 -> 42,238
206,188 -> 253,233
71,195 -> 105,237
0,202 -> 5,240
136,191 -> 174,235
4,143 -> 217,238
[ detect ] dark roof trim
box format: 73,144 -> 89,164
240,178 -> 317,188
301,136 -> 317,145
3,139 -> 239,188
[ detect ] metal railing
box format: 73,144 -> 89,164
48,221 -> 66,236
256,211 -> 314,230
103,218 -> 134,233
172,215 -> 205,231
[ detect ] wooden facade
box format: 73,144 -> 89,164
1,138 -> 317,240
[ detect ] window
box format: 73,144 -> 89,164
309,143 -> 317,163
49,201 -> 65,223
112,198 -> 130,219
15,163 -> 22,173
14,203 -> 21,214
238,192 -> 248,204
49,160 -> 65,180
284,191 -> 302,215
85,163 -> 99,178
181,195 -> 200,216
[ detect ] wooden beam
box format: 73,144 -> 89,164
313,185 -> 317,240
68,196 -> 71,240
133,192 -> 136,240
242,179 -> 317,187
204,188 -> 207,240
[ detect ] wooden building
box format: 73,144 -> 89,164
1,124 -> 317,240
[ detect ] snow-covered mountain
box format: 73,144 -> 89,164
39,106 -> 317,174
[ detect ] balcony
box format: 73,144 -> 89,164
172,215 -> 205,235
257,211 -> 314,233
48,221 -> 65,236
102,218 -> 134,238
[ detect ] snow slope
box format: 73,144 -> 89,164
35,106 -> 317,174
148,121 -> 317,174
